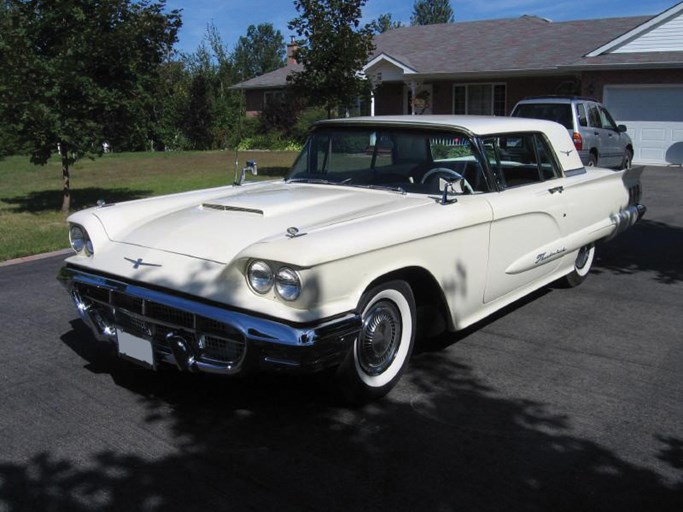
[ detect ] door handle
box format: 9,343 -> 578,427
548,186 -> 564,194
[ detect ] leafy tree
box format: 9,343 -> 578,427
153,59 -> 191,151
411,0 -> 455,25
178,23 -> 244,150
183,73 -> 216,150
288,0 -> 375,118
232,23 -> 286,82
0,0 -> 180,212
373,13 -> 403,33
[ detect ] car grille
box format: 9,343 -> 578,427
74,282 -> 246,366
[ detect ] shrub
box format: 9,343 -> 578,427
292,107 -> 328,143
237,133 -> 302,151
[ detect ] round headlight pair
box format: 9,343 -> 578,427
69,225 -> 94,256
247,260 -> 301,301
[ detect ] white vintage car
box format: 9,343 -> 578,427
59,116 -> 645,402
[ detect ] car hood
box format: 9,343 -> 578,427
95,182 -> 431,264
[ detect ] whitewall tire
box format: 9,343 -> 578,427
336,280 -> 416,403
561,243 -> 595,287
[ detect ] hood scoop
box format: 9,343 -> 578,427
201,203 -> 264,215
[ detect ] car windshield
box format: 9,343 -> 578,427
512,103 -> 573,130
286,127 -> 489,194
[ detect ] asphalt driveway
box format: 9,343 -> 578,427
0,166 -> 681,511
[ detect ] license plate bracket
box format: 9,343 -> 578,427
117,329 -> 156,369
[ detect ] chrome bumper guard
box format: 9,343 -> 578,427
606,203 -> 646,241
58,266 -> 360,375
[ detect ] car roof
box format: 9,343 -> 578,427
314,115 -> 584,172
314,115 -> 567,137
515,96 -> 599,104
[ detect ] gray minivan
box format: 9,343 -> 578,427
511,96 -> 633,169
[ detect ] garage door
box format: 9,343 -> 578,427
604,85 -> 683,165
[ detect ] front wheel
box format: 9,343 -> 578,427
561,243 -> 595,287
335,280 -> 416,404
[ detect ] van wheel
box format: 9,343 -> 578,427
561,244 -> 595,287
335,280 -> 416,404
588,153 -> 598,167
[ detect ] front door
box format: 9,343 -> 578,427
481,132 -> 571,303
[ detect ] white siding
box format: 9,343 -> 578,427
370,61 -> 411,82
614,13 -> 683,53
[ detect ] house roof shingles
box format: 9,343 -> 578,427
234,13 -> 683,89
233,62 -> 303,89
370,15 -> 652,75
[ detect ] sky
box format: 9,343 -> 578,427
164,0 -> 680,55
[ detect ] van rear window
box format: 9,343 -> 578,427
512,104 -> 572,130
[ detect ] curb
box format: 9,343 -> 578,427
0,248 -> 72,268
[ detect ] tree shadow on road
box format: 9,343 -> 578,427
594,219 -> 683,285
3,323 -> 682,511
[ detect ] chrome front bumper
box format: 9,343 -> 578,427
58,266 -> 360,375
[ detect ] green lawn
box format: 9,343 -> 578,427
0,150 -> 297,262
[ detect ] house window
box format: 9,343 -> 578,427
263,90 -> 285,108
453,83 -> 506,116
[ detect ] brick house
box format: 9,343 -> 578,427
234,2 -> 683,165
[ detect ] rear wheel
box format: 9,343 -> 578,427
588,153 -> 598,167
335,280 -> 416,404
561,244 -> 595,287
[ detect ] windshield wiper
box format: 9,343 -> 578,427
286,177 -> 349,186
286,178 -> 404,194
345,183 -> 406,194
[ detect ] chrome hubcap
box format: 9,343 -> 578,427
358,300 -> 401,376
576,245 -> 591,270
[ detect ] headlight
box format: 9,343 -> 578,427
275,267 -> 301,301
247,260 -> 273,294
69,224 -> 94,256
69,225 -> 86,253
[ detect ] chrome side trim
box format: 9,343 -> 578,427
564,167 -> 587,177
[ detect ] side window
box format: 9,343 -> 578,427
484,133 -> 560,188
588,104 -> 601,128
577,103 -> 588,127
533,134 -> 561,181
599,107 -> 618,131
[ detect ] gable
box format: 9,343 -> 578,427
586,2 -> 683,56
363,53 -> 416,82
613,11 -> 683,53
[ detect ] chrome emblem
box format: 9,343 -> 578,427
286,226 -> 307,238
535,247 -> 567,265
124,257 -> 162,269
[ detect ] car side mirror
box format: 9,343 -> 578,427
617,124 -> 628,133
439,177 -> 466,204
235,160 -> 258,186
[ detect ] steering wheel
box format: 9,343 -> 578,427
420,167 -> 474,193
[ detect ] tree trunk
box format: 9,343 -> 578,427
60,144 -> 71,213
